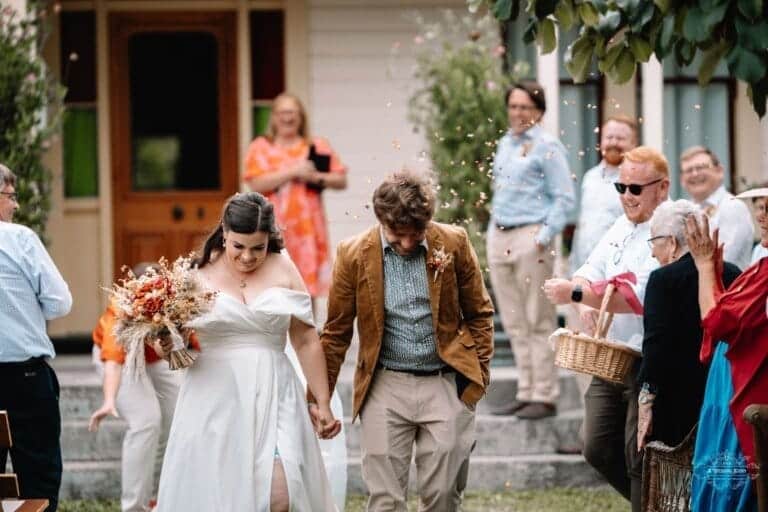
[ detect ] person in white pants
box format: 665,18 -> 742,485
88,266 -> 188,512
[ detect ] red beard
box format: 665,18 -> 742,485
603,146 -> 624,166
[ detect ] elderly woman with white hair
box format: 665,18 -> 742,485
636,199 -> 741,451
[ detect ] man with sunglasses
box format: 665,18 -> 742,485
0,163 -> 19,222
0,163 -> 72,511
679,145 -> 753,270
543,146 -> 669,512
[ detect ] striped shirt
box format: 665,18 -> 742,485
378,229 -> 443,371
0,222 -> 72,361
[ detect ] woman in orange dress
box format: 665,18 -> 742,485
244,93 -> 347,300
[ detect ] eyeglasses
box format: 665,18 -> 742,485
614,178 -> 664,196
0,192 -> 17,202
752,201 -> 768,216
681,163 -> 714,175
646,235 -> 672,250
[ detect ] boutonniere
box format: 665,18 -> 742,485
427,247 -> 453,282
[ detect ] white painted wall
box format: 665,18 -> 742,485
307,0 -> 464,248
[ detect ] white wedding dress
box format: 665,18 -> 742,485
156,287 -> 337,511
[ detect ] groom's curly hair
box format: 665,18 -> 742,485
373,168 -> 436,231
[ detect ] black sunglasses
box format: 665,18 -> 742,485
614,178 -> 664,196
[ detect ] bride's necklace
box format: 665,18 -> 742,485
224,262 -> 249,289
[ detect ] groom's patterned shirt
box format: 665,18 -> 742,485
378,230 -> 443,372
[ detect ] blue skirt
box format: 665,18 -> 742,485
691,341 -> 757,512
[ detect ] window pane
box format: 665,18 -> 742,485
252,105 -> 272,137
560,84 -> 600,221
663,83 -> 730,198
129,32 -> 220,191
250,10 -> 285,100
663,53 -> 729,79
63,107 -> 98,197
60,11 -> 96,102
502,17 -> 536,78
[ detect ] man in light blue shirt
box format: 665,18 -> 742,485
0,164 -> 72,511
487,81 -> 575,420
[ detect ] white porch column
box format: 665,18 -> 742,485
96,0 -> 114,300
762,115 -> 768,183
537,49 -> 560,136
237,0 -> 251,190
641,56 -> 664,150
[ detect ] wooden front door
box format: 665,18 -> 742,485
110,11 -> 238,274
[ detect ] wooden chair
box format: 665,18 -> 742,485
744,404 -> 768,512
0,411 -> 49,512
641,425 -> 698,512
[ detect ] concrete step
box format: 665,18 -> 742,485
60,454 -> 603,500
56,364 -> 586,421
61,411 -> 584,461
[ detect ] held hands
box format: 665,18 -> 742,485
308,402 -> 342,440
88,400 -> 119,432
543,278 -> 574,305
290,161 -> 324,186
147,328 -> 194,359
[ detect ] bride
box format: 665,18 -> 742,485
156,192 -> 341,511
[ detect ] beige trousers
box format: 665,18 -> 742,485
116,362 -> 182,512
359,368 -> 475,512
487,224 -> 559,403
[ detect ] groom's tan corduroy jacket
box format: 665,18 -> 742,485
315,221 -> 494,421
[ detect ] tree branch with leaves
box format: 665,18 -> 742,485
475,0 -> 768,117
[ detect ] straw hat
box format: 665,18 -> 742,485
735,188 -> 768,199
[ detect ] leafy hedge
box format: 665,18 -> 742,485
409,11 -> 525,268
0,2 -> 64,239
478,0 -> 768,117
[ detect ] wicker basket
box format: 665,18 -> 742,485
641,425 -> 697,512
553,283 -> 641,385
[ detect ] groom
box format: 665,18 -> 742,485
310,168 -> 494,511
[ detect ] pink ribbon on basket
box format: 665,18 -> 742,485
590,271 -> 644,315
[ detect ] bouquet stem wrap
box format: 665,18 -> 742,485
163,321 -> 197,370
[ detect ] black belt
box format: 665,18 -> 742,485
377,363 -> 455,377
495,222 -> 534,231
0,356 -> 46,368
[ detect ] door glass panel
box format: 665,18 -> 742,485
129,32 -> 220,191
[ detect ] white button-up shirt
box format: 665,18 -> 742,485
699,186 -> 754,270
752,243 -> 768,265
0,222 -> 72,361
574,215 -> 659,352
569,161 -> 624,273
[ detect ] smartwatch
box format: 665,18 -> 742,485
571,284 -> 583,303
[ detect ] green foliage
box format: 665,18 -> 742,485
409,11 -> 521,268
0,2 -> 64,239
483,0 -> 768,117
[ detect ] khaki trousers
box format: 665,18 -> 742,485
360,368 -> 475,512
487,224 -> 559,403
113,361 -> 182,512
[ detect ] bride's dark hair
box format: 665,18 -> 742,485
196,192 -> 284,268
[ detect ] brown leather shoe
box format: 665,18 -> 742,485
490,400 -> 530,416
515,402 -> 557,420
